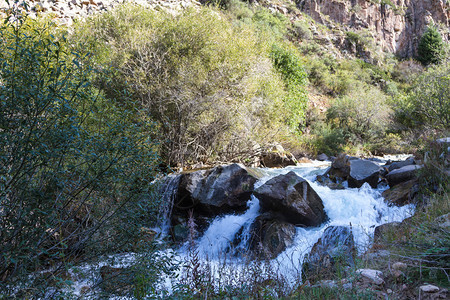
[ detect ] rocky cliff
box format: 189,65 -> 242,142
297,0 -> 449,58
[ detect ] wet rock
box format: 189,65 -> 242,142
249,213 -> 296,259
172,223 -> 189,243
327,154 -> 351,181
317,153 -> 329,161
382,179 -> 419,206
254,171 -> 327,226
387,156 -> 415,172
348,159 -> 382,188
176,163 -> 260,216
316,175 -> 345,190
302,226 -> 355,282
356,269 -> 384,285
386,164 -> 423,187
374,222 -> 401,242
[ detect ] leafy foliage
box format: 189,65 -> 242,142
77,5 -> 289,166
0,16 -> 160,294
270,44 -> 308,132
394,61 -> 450,130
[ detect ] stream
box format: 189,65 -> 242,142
66,159 -> 415,298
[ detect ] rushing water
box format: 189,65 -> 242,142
179,161 -> 415,287
62,160 -> 415,297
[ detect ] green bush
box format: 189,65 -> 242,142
77,5 -> 288,166
326,84 -> 391,141
270,44 -> 308,132
394,61 -> 450,130
0,16 -> 160,294
417,26 -> 445,65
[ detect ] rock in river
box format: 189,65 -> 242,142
253,171 -> 327,227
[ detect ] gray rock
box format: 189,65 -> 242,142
348,160 -> 382,188
317,153 -> 329,161
327,154 -> 350,181
356,269 -> 384,285
382,179 -> 418,206
419,284 -> 439,293
254,171 -> 327,226
248,214 -> 296,259
176,164 -> 260,216
302,226 -> 355,282
316,175 -> 345,190
386,164 -> 423,187
387,156 -> 415,172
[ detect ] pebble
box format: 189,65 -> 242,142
392,261 -> 407,271
420,284 -> 439,293
356,269 -> 384,285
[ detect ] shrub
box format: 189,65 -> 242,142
76,5 -> 288,166
417,26 -> 445,65
326,84 -> 391,141
270,44 -> 308,132
0,15 -> 160,295
395,61 -> 450,130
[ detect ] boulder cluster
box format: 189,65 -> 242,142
319,153 -> 422,206
159,163 -> 328,258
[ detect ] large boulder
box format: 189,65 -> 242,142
248,213 -> 296,259
302,226 -> 356,283
260,143 -> 298,168
348,160 -> 382,188
254,171 -> 327,227
175,163 -> 261,216
261,152 -> 298,168
386,164 -> 423,187
327,154 -> 351,182
382,179 -> 419,206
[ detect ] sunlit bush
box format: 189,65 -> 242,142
76,5 -> 290,166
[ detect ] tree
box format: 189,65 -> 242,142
417,26 -> 445,65
0,15 -> 161,294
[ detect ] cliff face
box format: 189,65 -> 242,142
297,0 -> 449,58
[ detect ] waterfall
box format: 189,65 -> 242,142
154,174 -> 181,237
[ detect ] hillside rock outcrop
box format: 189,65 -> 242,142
297,0 -> 449,58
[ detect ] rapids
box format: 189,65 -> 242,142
61,159 -> 415,297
